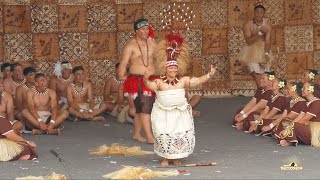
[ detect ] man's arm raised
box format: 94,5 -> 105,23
117,42 -> 133,80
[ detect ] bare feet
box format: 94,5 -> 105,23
132,135 -> 146,143
147,137 -> 155,144
161,159 -> 169,166
32,129 -> 45,135
172,159 -> 182,165
192,111 -> 201,117
46,129 -> 60,135
91,116 -> 106,121
19,155 -> 30,160
279,140 -> 290,147
235,122 -> 243,130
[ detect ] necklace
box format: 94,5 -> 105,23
1,92 -> 4,97
72,83 -> 85,96
161,76 -> 180,86
290,96 -> 300,104
58,76 -> 73,83
13,79 -> 26,86
32,87 -> 48,96
22,84 -> 30,91
253,19 -> 264,28
271,93 -> 280,103
307,96 -> 319,106
136,37 -> 149,68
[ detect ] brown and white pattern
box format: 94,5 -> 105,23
284,25 -> 313,52
33,33 -> 60,61
58,0 -> 87,5
3,5 -> 31,33
312,0 -> 320,24
116,3 -> 143,31
227,27 -> 245,57
183,29 -> 202,57
89,60 -> 116,96
284,0 -> 312,26
0,35 -> 3,62
4,0 -> 30,5
31,5 -> 58,33
34,61 -> 54,77
286,52 -> 314,80
0,6 -> 3,33
4,33 -> 33,62
59,5 -> 88,33
89,32 -> 117,60
143,2 -> 167,31
116,30 -> 134,58
261,0 -> 284,25
202,28 -> 228,55
88,5 -> 116,32
201,0 -> 227,28
59,33 -> 88,61
228,0 -> 254,27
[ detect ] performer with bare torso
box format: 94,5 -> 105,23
3,63 -> 26,97
239,4 -> 272,87
117,18 -> 157,143
1,63 -> 11,80
49,61 -> 73,110
67,66 -> 108,121
22,73 -> 69,135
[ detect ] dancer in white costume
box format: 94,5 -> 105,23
143,33 -> 217,166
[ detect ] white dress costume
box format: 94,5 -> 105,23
151,88 -> 195,159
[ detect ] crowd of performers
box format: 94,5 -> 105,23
0,17 -> 215,167
232,70 -> 320,147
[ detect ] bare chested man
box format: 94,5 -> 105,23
49,61 -> 73,110
15,67 -> 36,122
1,62 -> 12,80
103,63 -> 124,116
22,73 -> 68,135
117,18 -> 156,143
3,63 -> 26,97
0,78 -> 23,134
67,66 -> 108,121
239,4 -> 272,87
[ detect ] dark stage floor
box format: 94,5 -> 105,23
1,97 -> 320,179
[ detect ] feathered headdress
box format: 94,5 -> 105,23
155,33 -> 190,76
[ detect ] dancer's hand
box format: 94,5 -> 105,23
117,75 -> 127,81
144,69 -> 152,80
208,64 -> 217,77
235,114 -> 243,122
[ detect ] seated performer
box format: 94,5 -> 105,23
259,82 -> 306,136
1,62 -> 11,80
67,66 -> 108,121
103,63 -> 123,117
3,63 -> 25,97
275,82 -> 320,147
0,78 -> 37,161
233,71 -> 274,130
301,69 -> 320,98
247,78 -> 287,134
116,83 -> 135,124
15,67 -> 37,122
144,33 -> 217,166
0,78 -> 23,134
49,61 -> 73,110
22,73 -> 68,135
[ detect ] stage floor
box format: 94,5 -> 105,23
1,97 -> 320,179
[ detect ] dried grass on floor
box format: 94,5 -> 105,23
15,172 -> 66,180
89,144 -> 154,156
103,166 -> 179,179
